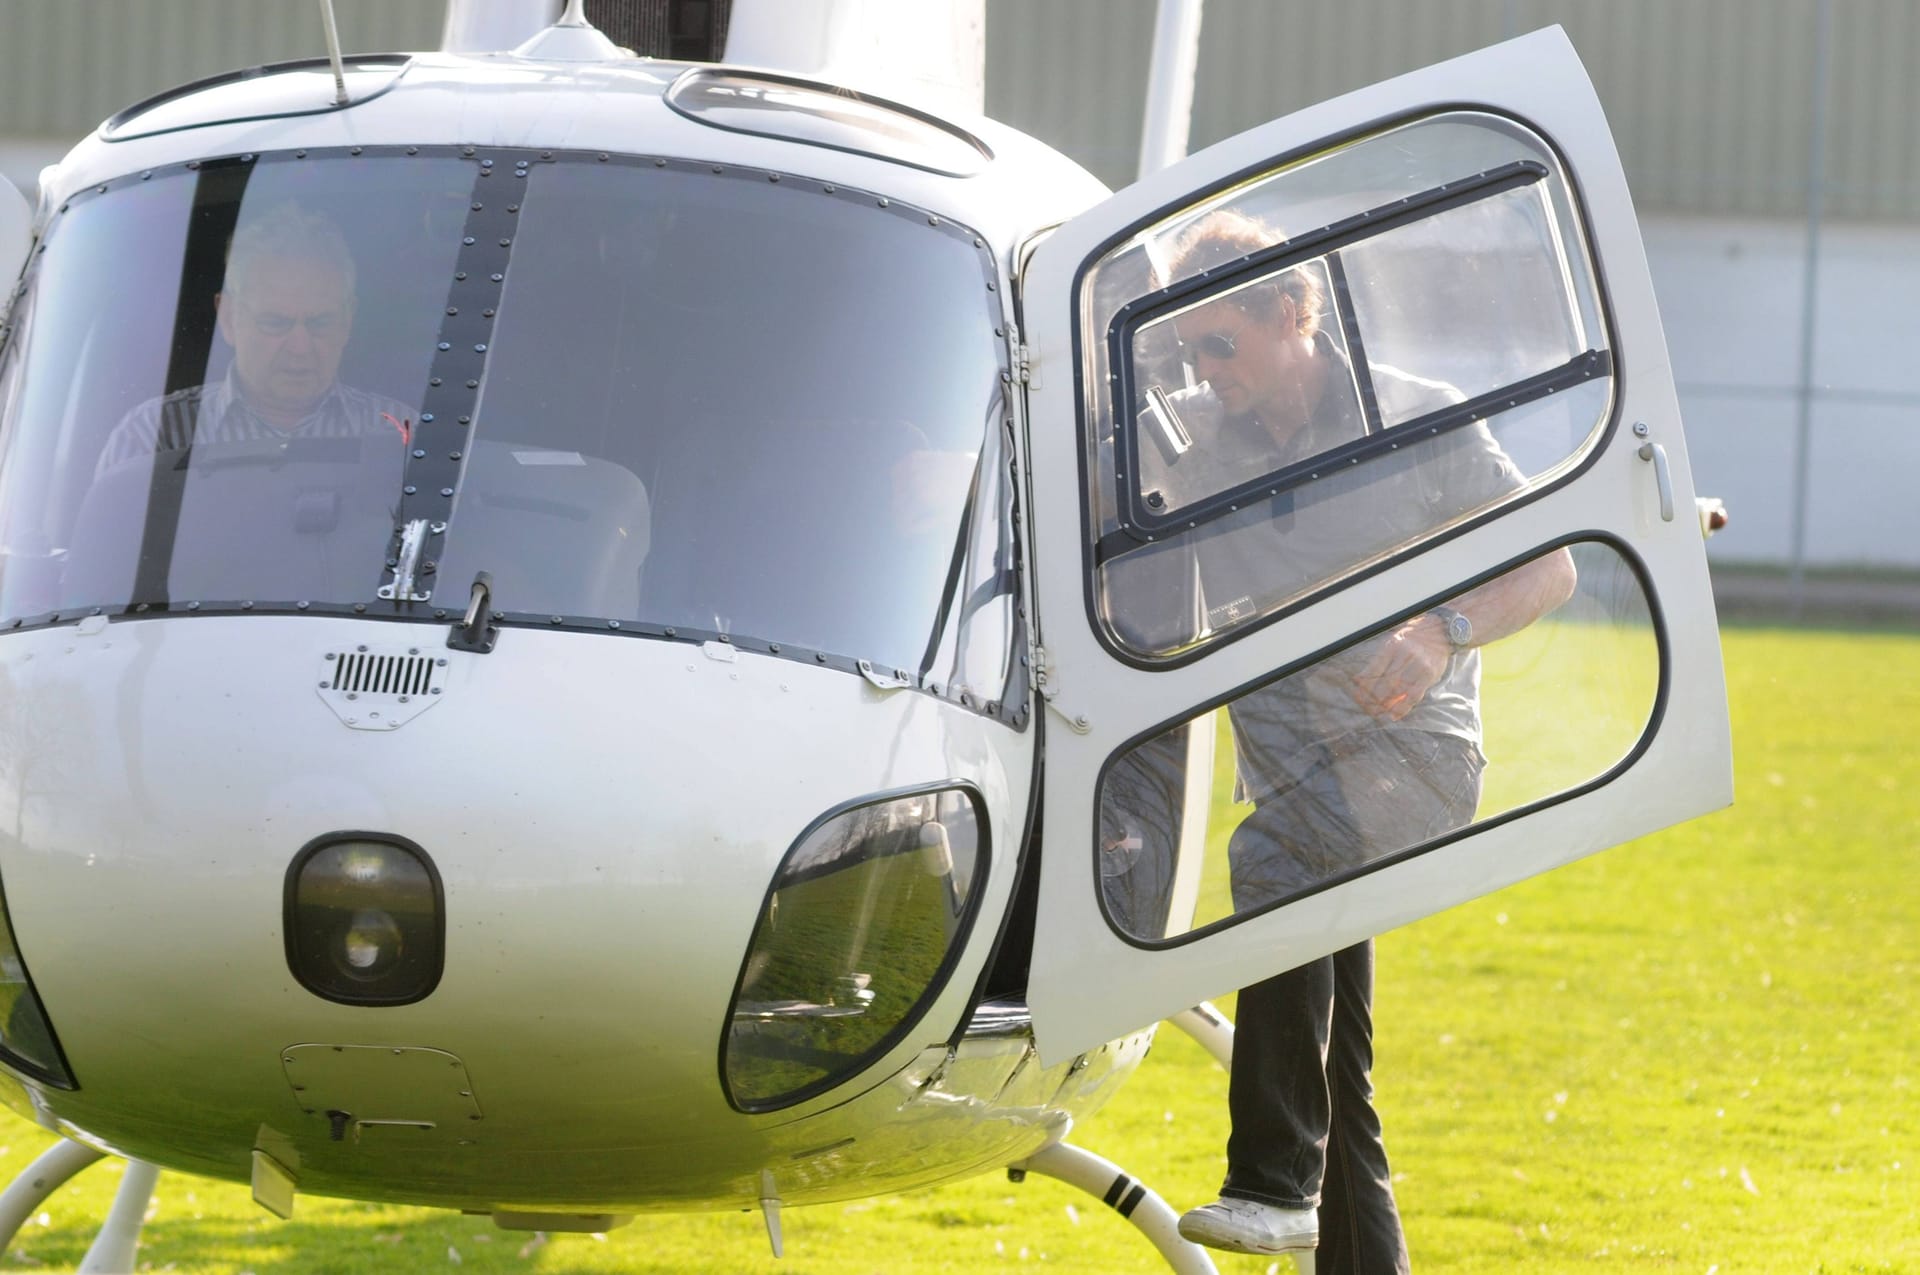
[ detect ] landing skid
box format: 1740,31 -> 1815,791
0,1138 -> 161,1274
1006,1002 -> 1314,1275
1013,1141 -> 1217,1273
0,1002 -> 1299,1274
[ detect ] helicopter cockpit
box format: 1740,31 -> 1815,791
0,140 -> 1017,711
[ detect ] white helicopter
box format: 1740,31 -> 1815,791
0,0 -> 1732,1269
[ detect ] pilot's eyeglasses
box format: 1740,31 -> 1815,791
249,312 -> 343,339
231,295 -> 347,339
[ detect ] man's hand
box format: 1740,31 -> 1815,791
1346,614 -> 1454,721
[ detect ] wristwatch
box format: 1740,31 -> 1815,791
1430,606 -> 1473,649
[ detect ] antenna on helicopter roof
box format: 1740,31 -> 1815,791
316,0 -> 350,106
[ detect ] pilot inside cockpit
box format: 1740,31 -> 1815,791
58,186 -> 653,623
94,202 -> 414,475
62,201 -> 423,612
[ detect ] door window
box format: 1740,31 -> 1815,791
1086,112 -> 1615,659
1099,540 -> 1660,943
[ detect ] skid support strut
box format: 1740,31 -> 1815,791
1016,1141 -> 1217,1275
78,1158 -> 161,1274
1167,1001 -> 1234,1069
0,1140 -> 161,1274
0,1138 -> 104,1250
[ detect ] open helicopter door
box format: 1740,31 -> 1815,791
1019,27 -> 1732,1065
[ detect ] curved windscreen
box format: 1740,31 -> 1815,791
0,149 -> 1014,706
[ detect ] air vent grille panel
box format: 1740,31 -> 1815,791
332,652 -> 437,697
317,649 -> 447,731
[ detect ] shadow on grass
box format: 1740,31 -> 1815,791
5,1204 -> 831,1275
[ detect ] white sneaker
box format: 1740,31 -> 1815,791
1177,1197 -> 1319,1255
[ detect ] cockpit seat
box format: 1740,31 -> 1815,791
60,434 -> 403,613
431,440 -> 650,623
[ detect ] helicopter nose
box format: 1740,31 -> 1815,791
0,619 -> 1023,1200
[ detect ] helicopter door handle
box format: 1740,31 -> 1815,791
448,571 -> 498,653
1636,438 -> 1674,522
463,572 -> 492,634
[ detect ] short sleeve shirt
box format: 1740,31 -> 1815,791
1175,344 -> 1527,800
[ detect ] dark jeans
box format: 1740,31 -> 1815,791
1222,729 -> 1482,1275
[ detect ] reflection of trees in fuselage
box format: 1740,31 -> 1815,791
730,856 -> 957,1102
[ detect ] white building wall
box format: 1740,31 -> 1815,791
1646,216 -> 1920,568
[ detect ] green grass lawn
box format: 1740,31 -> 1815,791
0,625 -> 1913,1272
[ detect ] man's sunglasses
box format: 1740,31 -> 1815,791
1184,331 -> 1240,360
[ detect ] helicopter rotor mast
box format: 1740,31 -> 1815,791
1138,0 -> 1206,179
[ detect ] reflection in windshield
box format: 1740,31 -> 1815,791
0,150 -> 1013,708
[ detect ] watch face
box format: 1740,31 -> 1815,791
1440,609 -> 1472,646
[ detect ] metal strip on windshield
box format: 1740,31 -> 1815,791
1324,251 -> 1383,437
381,148 -> 545,613
129,157 -> 257,608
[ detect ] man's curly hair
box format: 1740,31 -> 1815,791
1160,209 -> 1322,338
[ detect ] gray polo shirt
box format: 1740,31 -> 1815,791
1171,347 -> 1526,801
